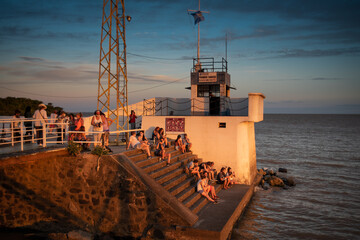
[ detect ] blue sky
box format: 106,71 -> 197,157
0,0 -> 359,113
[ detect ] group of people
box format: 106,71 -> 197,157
186,159 -> 238,204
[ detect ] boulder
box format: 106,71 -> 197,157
268,176 -> 284,187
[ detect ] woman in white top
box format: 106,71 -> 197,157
32,103 -> 48,145
91,110 -> 103,147
197,173 -> 218,203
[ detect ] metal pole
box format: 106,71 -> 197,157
20,122 -> 23,151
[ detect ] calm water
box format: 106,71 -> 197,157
232,114 -> 360,240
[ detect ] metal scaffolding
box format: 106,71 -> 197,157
97,0 -> 128,132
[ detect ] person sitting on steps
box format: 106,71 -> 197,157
155,137 -> 171,166
217,167 -> 231,189
126,131 -> 152,159
175,134 -> 186,153
183,133 -> 192,152
197,172 -> 219,204
187,159 -> 201,180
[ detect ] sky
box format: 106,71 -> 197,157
0,0 -> 359,114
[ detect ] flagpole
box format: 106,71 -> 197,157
198,0 -> 200,62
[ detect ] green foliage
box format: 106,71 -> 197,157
0,97 -> 63,116
67,141 -> 82,156
91,146 -> 109,156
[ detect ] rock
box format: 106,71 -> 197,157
286,176 -> 296,186
258,169 -> 266,176
268,176 -> 284,187
264,175 -> 271,182
68,230 -> 93,240
268,169 -> 277,176
278,168 -> 288,173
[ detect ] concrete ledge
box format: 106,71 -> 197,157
0,148 -> 67,166
173,173 -> 262,240
107,154 -> 199,226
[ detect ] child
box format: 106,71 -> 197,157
155,137 -> 171,166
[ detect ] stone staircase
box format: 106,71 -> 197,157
123,144 -> 222,215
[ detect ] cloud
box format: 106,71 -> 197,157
19,56 -> 45,62
257,47 -> 360,59
0,57 -> 97,85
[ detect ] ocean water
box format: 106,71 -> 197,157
232,114 -> 360,240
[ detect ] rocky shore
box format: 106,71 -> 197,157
257,168 -> 296,190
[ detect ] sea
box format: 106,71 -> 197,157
232,114 -> 360,240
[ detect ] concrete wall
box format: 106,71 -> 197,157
142,116 -> 257,185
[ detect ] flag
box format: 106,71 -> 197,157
191,11 -> 205,25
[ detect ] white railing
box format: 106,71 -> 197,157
0,118 -> 140,152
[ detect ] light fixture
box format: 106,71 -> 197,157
126,16 -> 132,22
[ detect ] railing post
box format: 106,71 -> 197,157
11,123 -> 14,147
20,122 -> 24,151
43,124 -> 46,147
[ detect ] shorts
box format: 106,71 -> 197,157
155,149 -> 161,156
134,143 -> 141,149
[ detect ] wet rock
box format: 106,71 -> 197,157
278,168 -> 287,173
268,176 -> 284,187
286,176 -> 296,186
258,169 -> 266,176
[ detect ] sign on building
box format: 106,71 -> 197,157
165,118 -> 185,132
199,72 -> 217,83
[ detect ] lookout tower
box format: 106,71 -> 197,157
190,57 -> 232,116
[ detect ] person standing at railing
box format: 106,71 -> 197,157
56,111 -> 67,143
49,110 -> 58,133
129,110 -> 137,129
24,106 -> 33,140
12,109 -> 21,142
75,113 -> 84,131
100,112 -> 113,152
32,103 -> 48,146
91,110 -> 103,147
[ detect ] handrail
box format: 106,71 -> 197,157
0,117 -> 142,152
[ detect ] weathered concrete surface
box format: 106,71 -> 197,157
166,174 -> 262,240
0,150 -> 189,238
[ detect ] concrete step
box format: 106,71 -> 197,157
169,177 -> 195,196
176,183 -> 197,202
136,156 -> 161,168
182,190 -> 202,208
142,149 -> 182,173
161,157 -> 202,191
155,168 -> 184,185
190,184 -> 223,214
148,154 -> 195,179
162,173 -> 189,191
123,148 -> 144,157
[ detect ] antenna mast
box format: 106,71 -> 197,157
97,0 -> 129,133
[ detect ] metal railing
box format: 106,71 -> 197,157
0,118 -> 140,152
142,97 -> 248,117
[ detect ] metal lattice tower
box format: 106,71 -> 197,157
97,0 -> 128,132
